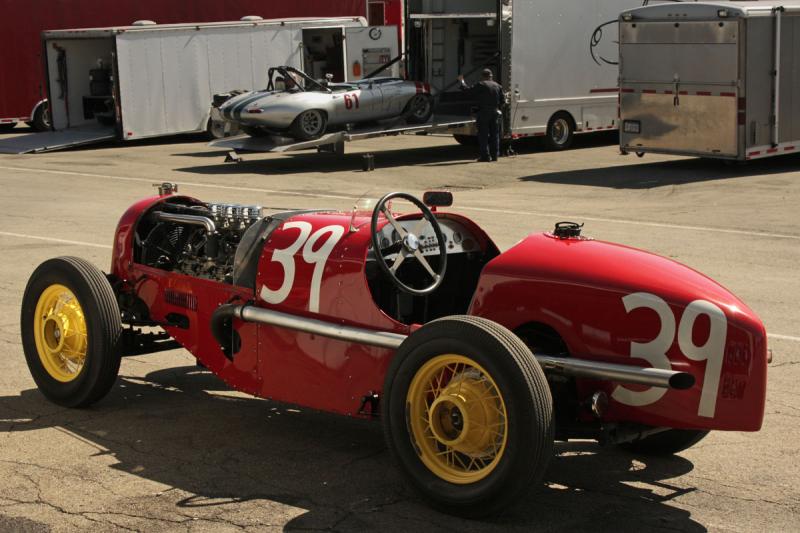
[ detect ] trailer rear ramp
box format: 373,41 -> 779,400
209,115 -> 475,155
0,125 -> 115,154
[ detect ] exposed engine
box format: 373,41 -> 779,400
136,200 -> 262,283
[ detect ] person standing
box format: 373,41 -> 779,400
458,69 -> 504,162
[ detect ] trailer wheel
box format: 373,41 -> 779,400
405,94 -> 434,124
452,134 -> 478,147
619,429 -> 709,456
20,257 -> 122,408
290,109 -> 327,140
31,101 -> 51,132
383,315 -> 554,517
545,112 -> 574,150
0,123 -> 16,132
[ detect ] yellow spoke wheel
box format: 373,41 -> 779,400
21,257 -> 122,408
407,355 -> 507,484
383,316 -> 554,518
33,284 -> 88,382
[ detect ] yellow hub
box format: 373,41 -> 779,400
33,284 -> 88,382
407,354 -> 508,484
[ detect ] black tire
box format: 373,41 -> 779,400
31,101 -> 51,132
545,111 -> 574,151
0,122 -> 16,132
620,429 -> 710,456
452,134 -> 478,147
383,315 -> 554,517
290,109 -> 327,140
20,257 -> 122,408
405,94 -> 434,124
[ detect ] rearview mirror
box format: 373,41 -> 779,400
423,191 -> 453,207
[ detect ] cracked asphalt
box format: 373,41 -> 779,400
0,127 -> 798,532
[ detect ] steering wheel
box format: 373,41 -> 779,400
371,192 -> 447,296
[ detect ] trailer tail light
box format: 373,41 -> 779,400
353,61 -> 362,78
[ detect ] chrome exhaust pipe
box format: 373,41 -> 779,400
155,212 -> 216,234
535,355 -> 694,390
236,305 -> 406,350
215,305 -> 694,390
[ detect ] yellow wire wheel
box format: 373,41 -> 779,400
32,284 -> 88,382
383,316 -> 554,518
406,354 -> 508,484
21,257 -> 122,408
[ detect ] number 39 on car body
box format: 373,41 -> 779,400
613,292 -> 727,418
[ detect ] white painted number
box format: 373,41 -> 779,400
678,300 -> 727,418
611,293 -> 674,407
260,223 -> 345,313
613,292 -> 727,418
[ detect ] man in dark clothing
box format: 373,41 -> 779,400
458,68 -> 504,162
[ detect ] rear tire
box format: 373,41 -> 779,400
383,315 -> 554,517
405,94 -> 434,124
206,117 -> 230,140
20,257 -> 122,408
545,111 -> 574,151
619,429 -> 710,456
290,109 -> 327,140
31,101 -> 51,132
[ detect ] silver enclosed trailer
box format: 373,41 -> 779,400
619,1 -> 800,161
0,16 -> 399,154
405,0 -> 646,150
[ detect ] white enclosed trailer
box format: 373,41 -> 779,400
405,0 -> 648,150
214,0 -> 650,157
619,1 -> 800,161
0,16 -> 400,153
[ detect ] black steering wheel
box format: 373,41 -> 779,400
370,192 -> 447,296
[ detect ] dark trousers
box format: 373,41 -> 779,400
476,111 -> 500,160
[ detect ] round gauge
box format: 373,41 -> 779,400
453,232 -> 463,244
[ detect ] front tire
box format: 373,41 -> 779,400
290,109 -> 327,140
383,316 -> 554,517
620,429 -> 710,456
20,257 -> 122,408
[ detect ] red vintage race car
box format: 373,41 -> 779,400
20,186 -> 767,516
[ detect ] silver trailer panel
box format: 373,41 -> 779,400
619,1 -> 800,160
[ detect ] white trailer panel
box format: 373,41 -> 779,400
115,26 -> 301,138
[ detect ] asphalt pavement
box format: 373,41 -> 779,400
0,127 -> 797,532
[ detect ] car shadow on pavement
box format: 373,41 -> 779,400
519,152 -> 800,189
0,365 -> 706,532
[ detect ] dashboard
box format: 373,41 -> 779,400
369,217 -> 480,259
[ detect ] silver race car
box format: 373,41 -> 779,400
214,66 -> 434,140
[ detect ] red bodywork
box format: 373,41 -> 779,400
112,195 -> 767,431
0,0 -> 368,123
